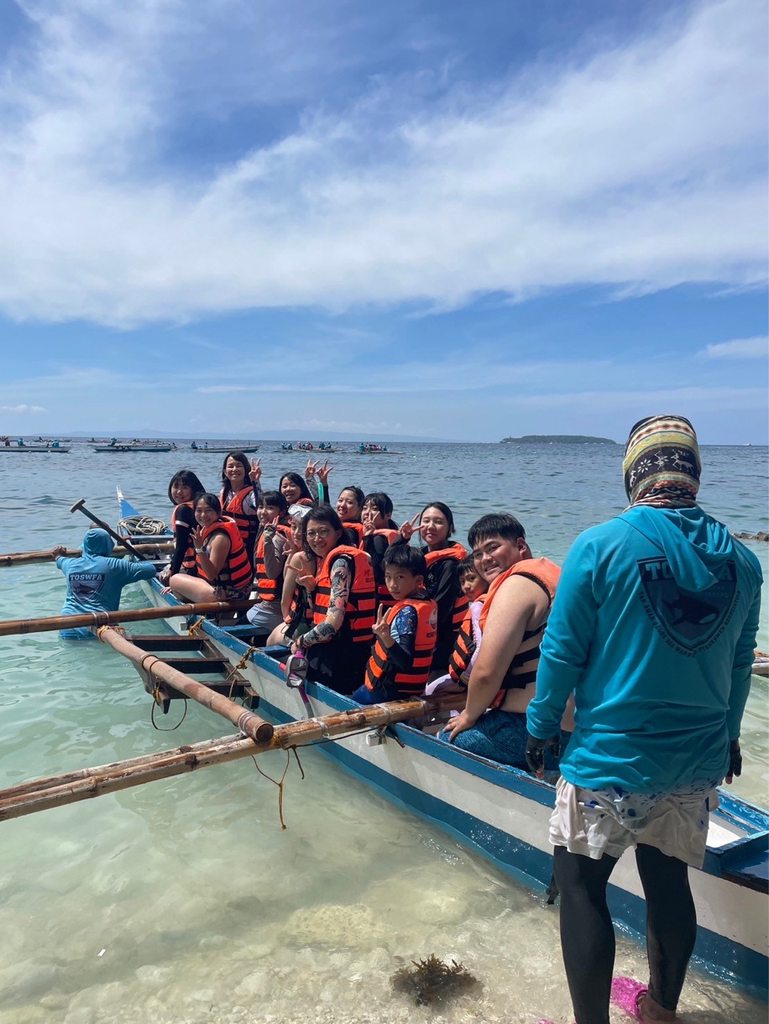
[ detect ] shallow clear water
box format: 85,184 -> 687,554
0,441 -> 766,1023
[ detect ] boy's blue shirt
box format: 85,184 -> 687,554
56,529 -> 157,638
527,505 -> 762,793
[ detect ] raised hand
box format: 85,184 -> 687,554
372,605 -> 392,646
317,461 -> 332,485
304,459 -> 318,479
297,572 -> 317,592
399,512 -> 422,542
249,458 -> 262,483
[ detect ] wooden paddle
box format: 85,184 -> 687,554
0,692 -> 468,821
0,541 -> 174,567
0,598 -> 255,637
70,497 -> 148,561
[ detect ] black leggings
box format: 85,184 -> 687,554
554,844 -> 696,1024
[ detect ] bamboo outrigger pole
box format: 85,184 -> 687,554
0,541 -> 174,567
0,598 -> 254,637
0,694 -> 467,822
97,626 -> 273,743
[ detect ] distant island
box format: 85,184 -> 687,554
501,434 -> 619,445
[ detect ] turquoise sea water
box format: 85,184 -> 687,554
0,441 -> 766,1023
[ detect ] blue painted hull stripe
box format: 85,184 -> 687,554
135,557 -> 769,998
257,691 -> 768,1000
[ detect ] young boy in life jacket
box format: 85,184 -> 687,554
352,546 -> 438,705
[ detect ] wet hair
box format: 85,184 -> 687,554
467,512 -> 526,550
220,451 -> 251,497
420,501 -> 455,537
195,493 -> 222,515
302,504 -> 343,557
259,489 -> 288,515
167,469 -> 206,504
279,472 -> 313,501
337,486 -> 365,519
382,544 -> 427,577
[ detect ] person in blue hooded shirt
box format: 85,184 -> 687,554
526,415 -> 762,1024
53,529 -> 158,639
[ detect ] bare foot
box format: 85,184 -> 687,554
638,991 -> 683,1023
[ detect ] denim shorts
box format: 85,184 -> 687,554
446,708 -> 566,773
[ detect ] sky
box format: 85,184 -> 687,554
0,0 -> 766,443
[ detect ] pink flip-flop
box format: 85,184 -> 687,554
611,976 -> 648,1019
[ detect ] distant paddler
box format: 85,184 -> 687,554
52,529 -> 158,639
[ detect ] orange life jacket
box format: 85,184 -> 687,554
253,525 -> 291,602
342,520 -> 365,542
364,596 -> 437,697
220,486 -> 257,556
196,517 -> 254,592
361,528 -> 400,607
448,595 -> 486,683
171,501 -> 197,573
478,557 -> 561,707
312,544 -> 376,644
425,542 -> 470,632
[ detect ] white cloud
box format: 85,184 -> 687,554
701,336 -> 768,359
0,403 -> 46,413
0,0 -> 766,325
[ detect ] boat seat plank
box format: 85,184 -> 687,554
129,636 -> 208,651
160,657 -> 229,674
719,833 -> 769,894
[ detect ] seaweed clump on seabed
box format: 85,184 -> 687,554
391,954 -> 479,1006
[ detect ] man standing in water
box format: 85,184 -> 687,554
526,415 -> 762,1024
53,528 -> 158,638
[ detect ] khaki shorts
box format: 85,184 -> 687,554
549,777 -> 718,868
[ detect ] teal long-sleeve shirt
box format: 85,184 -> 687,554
526,505 -> 762,793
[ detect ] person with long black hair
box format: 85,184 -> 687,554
159,469 -> 206,585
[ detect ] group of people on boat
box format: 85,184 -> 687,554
53,416 -> 763,1024
280,441 -> 335,451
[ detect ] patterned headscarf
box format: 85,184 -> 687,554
623,415 -> 701,508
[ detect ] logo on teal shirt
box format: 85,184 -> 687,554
636,558 -> 737,654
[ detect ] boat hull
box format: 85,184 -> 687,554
188,446 -> 260,454
93,445 -> 174,453
138,576 -> 769,999
0,446 -> 70,453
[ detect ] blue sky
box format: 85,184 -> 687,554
0,0 -> 766,443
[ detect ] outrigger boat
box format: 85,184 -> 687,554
0,444 -> 70,453
188,444 -> 260,454
93,443 -> 175,453
107,493 -> 769,999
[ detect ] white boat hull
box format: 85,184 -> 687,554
139,577 -> 769,999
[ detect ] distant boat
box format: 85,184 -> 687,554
189,445 -> 260,454
353,443 -> 402,455
93,443 -> 175,453
0,445 -> 70,453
